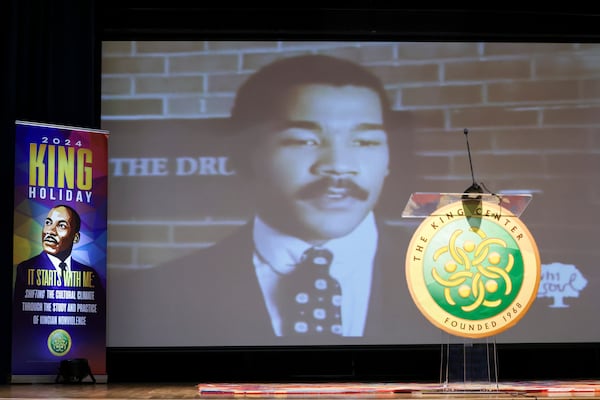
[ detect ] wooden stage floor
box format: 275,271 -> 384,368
1,381 -> 600,399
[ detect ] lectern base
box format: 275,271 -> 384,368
438,336 -> 500,393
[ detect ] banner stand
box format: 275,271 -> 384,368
11,121 -> 109,383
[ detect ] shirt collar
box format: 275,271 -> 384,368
253,212 -> 378,276
45,253 -> 72,271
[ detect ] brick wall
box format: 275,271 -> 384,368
101,41 -> 600,269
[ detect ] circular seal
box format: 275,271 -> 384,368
47,328 -> 72,357
405,199 -> 540,338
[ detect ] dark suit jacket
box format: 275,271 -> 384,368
111,219 -> 438,346
12,252 -> 106,374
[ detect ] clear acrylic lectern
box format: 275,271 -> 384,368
402,192 -> 532,392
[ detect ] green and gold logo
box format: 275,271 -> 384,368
47,329 -> 72,356
406,200 -> 540,338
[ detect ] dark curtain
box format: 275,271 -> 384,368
1,0 -> 100,383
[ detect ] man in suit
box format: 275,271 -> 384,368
12,204 -> 105,374
111,54 -> 436,345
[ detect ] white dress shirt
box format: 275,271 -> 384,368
253,212 -> 378,336
47,253 -> 72,274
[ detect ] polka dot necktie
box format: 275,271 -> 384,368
279,247 -> 343,336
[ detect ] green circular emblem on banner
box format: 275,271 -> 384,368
47,329 -> 72,357
406,200 -> 541,338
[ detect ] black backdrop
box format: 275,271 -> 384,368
1,0 -> 100,384
3,2 -> 600,383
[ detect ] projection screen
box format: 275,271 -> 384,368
102,41 -> 600,347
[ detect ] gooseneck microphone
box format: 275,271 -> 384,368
463,128 -> 483,194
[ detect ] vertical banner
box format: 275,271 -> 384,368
11,121 -> 109,382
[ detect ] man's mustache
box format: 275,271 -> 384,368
43,234 -> 58,244
295,177 -> 369,201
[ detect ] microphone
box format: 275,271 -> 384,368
463,128 -> 483,194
